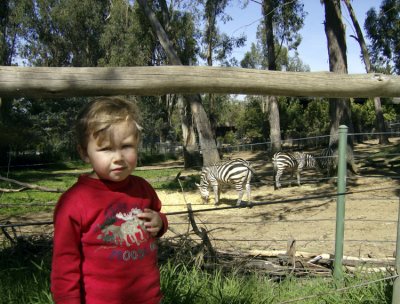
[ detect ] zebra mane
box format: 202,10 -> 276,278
203,158 -> 249,168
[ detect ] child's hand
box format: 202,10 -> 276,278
137,208 -> 163,237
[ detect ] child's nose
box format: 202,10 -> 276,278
113,149 -> 123,161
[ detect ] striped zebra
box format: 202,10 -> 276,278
273,148 -> 335,189
272,151 -> 318,189
314,147 -> 335,177
195,158 -> 255,206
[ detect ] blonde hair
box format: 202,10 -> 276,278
76,97 -> 142,151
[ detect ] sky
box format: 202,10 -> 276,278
218,0 -> 381,74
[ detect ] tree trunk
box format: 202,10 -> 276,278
342,0 -> 389,145
263,0 -> 281,153
265,96 -> 281,152
137,0 -> 220,166
205,0 -> 219,138
177,96 -> 201,168
323,0 -> 357,174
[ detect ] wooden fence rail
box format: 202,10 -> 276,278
0,66 -> 399,98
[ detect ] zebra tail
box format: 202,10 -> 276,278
272,156 -> 278,189
242,163 -> 260,182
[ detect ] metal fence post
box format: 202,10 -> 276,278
333,125 -> 348,281
392,196 -> 400,304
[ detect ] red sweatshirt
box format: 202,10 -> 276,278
51,174 -> 168,304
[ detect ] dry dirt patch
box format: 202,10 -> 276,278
161,147 -> 399,259
2,142 -> 399,260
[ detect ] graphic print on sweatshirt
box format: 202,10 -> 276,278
96,202 -> 150,248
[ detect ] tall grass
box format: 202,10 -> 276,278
0,157 -> 396,303
0,240 -> 53,304
160,262 -> 393,303
0,237 -> 394,304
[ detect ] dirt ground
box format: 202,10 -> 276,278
3,139 -> 399,260
159,140 -> 400,260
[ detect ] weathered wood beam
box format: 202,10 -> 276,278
0,66 -> 399,98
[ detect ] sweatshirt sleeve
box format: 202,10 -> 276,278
139,177 -> 169,237
156,211 -> 168,237
51,193 -> 83,304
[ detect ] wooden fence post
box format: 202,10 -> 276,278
392,196 -> 400,304
333,125 -> 348,281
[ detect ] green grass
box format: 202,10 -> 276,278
0,162 -> 190,217
0,154 -> 396,303
160,261 -> 393,304
0,241 -> 394,304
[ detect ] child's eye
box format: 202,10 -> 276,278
99,147 -> 111,151
122,144 -> 134,149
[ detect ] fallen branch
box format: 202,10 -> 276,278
0,187 -> 26,193
0,176 -> 65,193
187,203 -> 217,264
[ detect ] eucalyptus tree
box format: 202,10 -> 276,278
198,0 -> 245,136
19,0 -> 108,67
365,0 -> 400,74
137,0 -> 220,166
247,0 -> 305,153
99,0 -> 166,151
0,0 -> 42,163
342,0 -> 389,145
198,0 -> 246,67
322,0 -> 357,173
10,0 -> 110,161
99,0 -> 152,67
0,0 -> 16,143
0,0 -> 20,65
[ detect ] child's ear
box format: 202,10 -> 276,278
77,145 -> 90,163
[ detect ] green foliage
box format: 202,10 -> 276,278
286,53 -> 310,72
365,0 -> 400,74
236,97 -> 268,143
1,0 -> 399,170
98,0 -> 150,67
352,98 -> 399,134
198,0 -> 246,67
1,97 -> 87,166
219,130 -> 237,145
278,97 -> 305,138
167,9 -> 199,66
255,0 -> 306,70
19,0 -> 108,67
302,98 -> 330,136
240,43 -> 263,69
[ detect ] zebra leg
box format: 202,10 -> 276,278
296,160 -> 305,186
212,184 -> 219,205
236,188 -> 244,206
245,183 -> 251,204
275,170 -> 282,189
296,169 -> 301,186
290,168 -> 295,186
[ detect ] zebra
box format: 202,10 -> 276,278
273,148 -> 335,189
314,147 -> 335,178
272,151 -> 318,189
195,158 -> 255,206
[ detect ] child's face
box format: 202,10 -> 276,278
83,121 -> 138,182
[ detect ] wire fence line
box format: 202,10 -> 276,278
1,184 -> 398,252
277,274 -> 399,304
0,131 -> 399,302
0,184 -> 398,222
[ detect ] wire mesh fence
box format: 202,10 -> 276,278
1,131 -> 400,286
